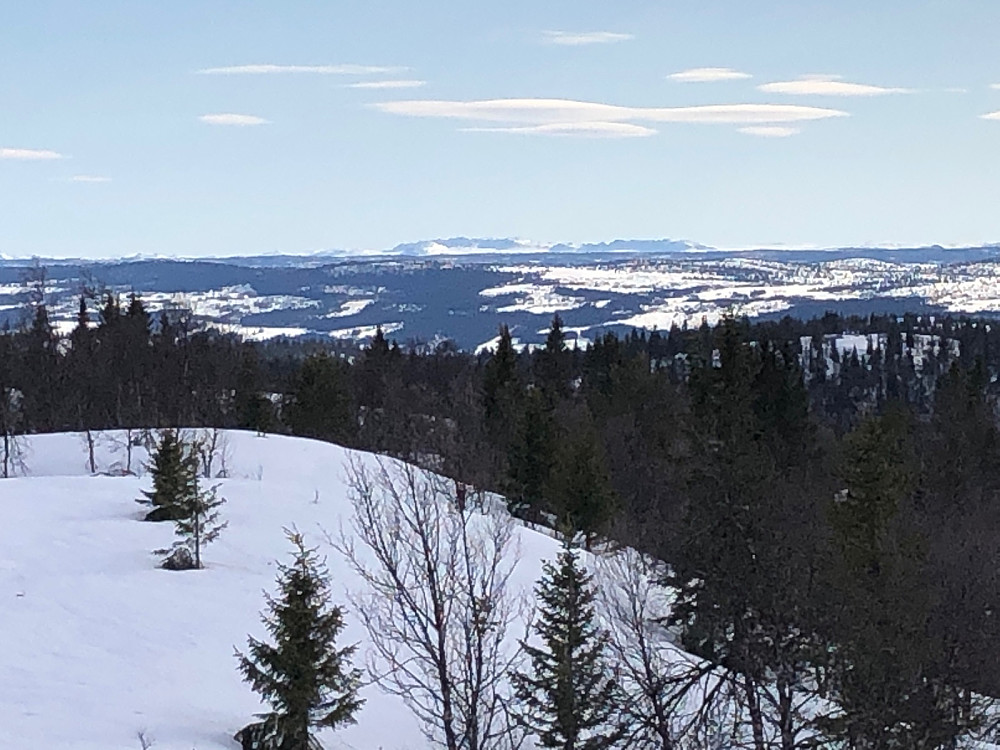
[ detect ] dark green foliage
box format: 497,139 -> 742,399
234,348 -> 275,434
546,421 -> 616,543
513,541 -> 621,750
818,409 -> 942,748
505,387 -> 554,516
482,324 -> 521,450
236,530 -> 363,750
285,354 -> 353,444
666,320 -> 828,748
829,408 -> 916,577
138,430 -> 198,522
817,384 -> 1000,748
536,314 -> 572,400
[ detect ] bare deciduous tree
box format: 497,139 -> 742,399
196,427 -> 231,479
98,427 -> 147,475
598,547 -> 684,750
334,455 -> 525,750
1,387 -> 27,478
599,546 -> 792,750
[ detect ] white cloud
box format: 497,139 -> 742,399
758,75 -> 912,96
542,31 -> 633,46
198,63 -> 403,75
981,111 -> 1000,120
991,84 -> 1000,90
739,126 -> 801,137
374,98 -> 848,126
668,67 -> 752,83
0,147 -> 64,160
199,113 -> 270,126
348,79 -> 426,89
462,122 -> 657,138
69,175 -> 111,183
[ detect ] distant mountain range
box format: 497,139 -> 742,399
2,238 -> 1000,350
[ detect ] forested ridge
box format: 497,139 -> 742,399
3,286 -> 1000,747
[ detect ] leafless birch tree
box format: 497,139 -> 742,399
335,455 -> 525,750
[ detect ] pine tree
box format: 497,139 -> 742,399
138,430 -> 198,521
286,353 -> 353,444
482,324 -> 521,448
166,480 -> 227,569
513,540 -> 621,750
536,315 -> 572,400
505,387 -> 554,517
547,423 -> 616,547
236,530 -> 364,750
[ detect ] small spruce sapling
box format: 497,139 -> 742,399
235,529 -> 363,750
162,480 -> 227,570
513,538 -> 622,750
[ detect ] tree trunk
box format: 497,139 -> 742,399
778,676 -> 795,750
86,429 -> 96,474
745,675 -> 766,750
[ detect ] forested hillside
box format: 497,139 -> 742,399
3,290 -> 1000,747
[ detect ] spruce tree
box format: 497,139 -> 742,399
286,353 -> 353,443
167,481 -> 227,569
138,430 -> 198,521
536,314 -> 572,400
547,424 -> 616,547
482,324 -> 521,450
505,387 -> 554,517
513,540 -> 621,750
236,530 -> 363,750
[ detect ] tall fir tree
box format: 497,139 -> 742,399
536,314 -> 572,401
236,530 -> 363,750
667,322 -> 826,749
546,422 -> 616,547
482,324 -> 521,450
505,387 -> 554,517
138,430 -> 198,522
513,540 -> 621,750
286,353 -> 354,444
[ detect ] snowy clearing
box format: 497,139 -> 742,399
0,431 -> 573,750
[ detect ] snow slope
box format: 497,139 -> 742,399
0,431 -> 563,750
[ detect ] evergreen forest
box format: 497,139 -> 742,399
3,287 -> 1000,746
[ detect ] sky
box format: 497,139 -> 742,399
2,0 -> 1000,258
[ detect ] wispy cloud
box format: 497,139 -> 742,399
374,98 -> 848,127
348,79 -> 426,90
198,63 -> 404,75
462,122 -> 657,138
68,175 -> 111,183
739,126 -> 801,137
981,111 -> 1000,120
668,67 -> 752,83
991,84 -> 1000,90
758,75 -> 912,96
199,113 -> 270,126
542,31 -> 633,46
0,147 -> 64,160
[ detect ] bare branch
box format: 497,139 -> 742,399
333,454 -> 526,750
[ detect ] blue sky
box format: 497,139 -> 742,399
2,1 -> 999,258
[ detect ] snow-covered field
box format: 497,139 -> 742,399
0,431 -> 563,750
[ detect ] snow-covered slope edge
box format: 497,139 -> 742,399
0,431 -> 571,750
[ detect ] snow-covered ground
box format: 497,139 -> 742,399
0,431 -> 563,750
